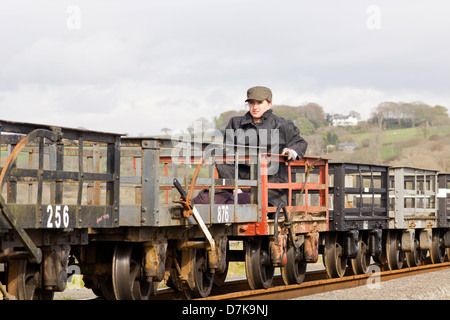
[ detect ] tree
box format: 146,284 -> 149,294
349,110 -> 361,120
414,102 -> 433,128
370,102 -> 396,129
161,127 -> 172,136
195,117 -> 214,131
396,103 -> 413,127
294,117 -> 315,135
431,105 -> 449,126
369,101 -> 449,130
326,132 -> 339,145
272,105 -> 300,120
214,110 -> 246,130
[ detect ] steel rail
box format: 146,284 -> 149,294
198,262 -> 450,300
149,262 -> 450,300
150,269 -> 328,300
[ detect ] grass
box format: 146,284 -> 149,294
350,125 -> 450,147
227,262 -> 246,278
344,125 -> 450,162
67,274 -> 85,289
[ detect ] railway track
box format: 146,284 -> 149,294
150,261 -> 450,300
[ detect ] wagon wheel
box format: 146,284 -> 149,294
97,245 -> 116,300
213,261 -> 228,287
7,260 -> 53,300
183,248 -> 214,299
95,275 -> 116,300
430,229 -> 445,264
385,230 -> 404,270
212,236 -> 229,287
245,237 -> 274,289
351,233 -> 371,275
88,244 -> 116,300
112,243 -> 153,300
281,245 -> 306,285
324,232 -> 347,278
405,239 -> 421,268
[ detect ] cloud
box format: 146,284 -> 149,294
278,86 -> 450,121
2,32 -> 139,87
1,1 -> 450,136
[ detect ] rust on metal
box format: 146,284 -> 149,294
0,129 -> 61,265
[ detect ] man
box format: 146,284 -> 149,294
193,86 -> 308,206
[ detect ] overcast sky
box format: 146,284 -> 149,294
1,1 -> 449,136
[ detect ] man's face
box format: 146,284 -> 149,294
248,100 -> 272,122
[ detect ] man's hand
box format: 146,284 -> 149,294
233,189 -> 243,195
282,148 -> 298,161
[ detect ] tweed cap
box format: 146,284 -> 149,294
245,86 -> 272,102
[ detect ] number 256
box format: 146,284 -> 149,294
47,205 -> 70,228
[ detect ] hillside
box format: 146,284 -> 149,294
305,125 -> 450,172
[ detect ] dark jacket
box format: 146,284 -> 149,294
217,109 -> 308,206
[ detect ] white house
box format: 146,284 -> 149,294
331,114 -> 359,127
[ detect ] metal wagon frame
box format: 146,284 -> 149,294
0,119 -> 121,298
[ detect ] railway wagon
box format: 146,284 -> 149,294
327,163 -> 389,278
387,167 -> 448,269
81,137 -> 329,297
82,136 -> 263,299
438,173 -> 450,260
0,120 -> 121,300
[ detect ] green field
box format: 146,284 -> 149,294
352,125 -> 450,161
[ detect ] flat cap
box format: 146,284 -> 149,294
245,86 -> 272,102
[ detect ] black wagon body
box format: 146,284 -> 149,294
328,162 -> 389,232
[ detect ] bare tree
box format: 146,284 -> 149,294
161,127 -> 172,136
349,110 -> 361,120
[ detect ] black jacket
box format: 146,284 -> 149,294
217,109 -> 308,206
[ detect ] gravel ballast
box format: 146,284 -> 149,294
296,268 -> 450,300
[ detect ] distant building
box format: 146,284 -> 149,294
338,142 -> 357,152
330,114 -> 359,127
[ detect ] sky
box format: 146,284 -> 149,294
0,1 -> 449,136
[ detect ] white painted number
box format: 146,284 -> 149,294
47,205 -> 70,228
217,205 -> 230,223
47,205 -> 53,228
63,205 -> 70,227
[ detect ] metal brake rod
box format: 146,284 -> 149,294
191,206 -> 216,252
173,178 -> 216,251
